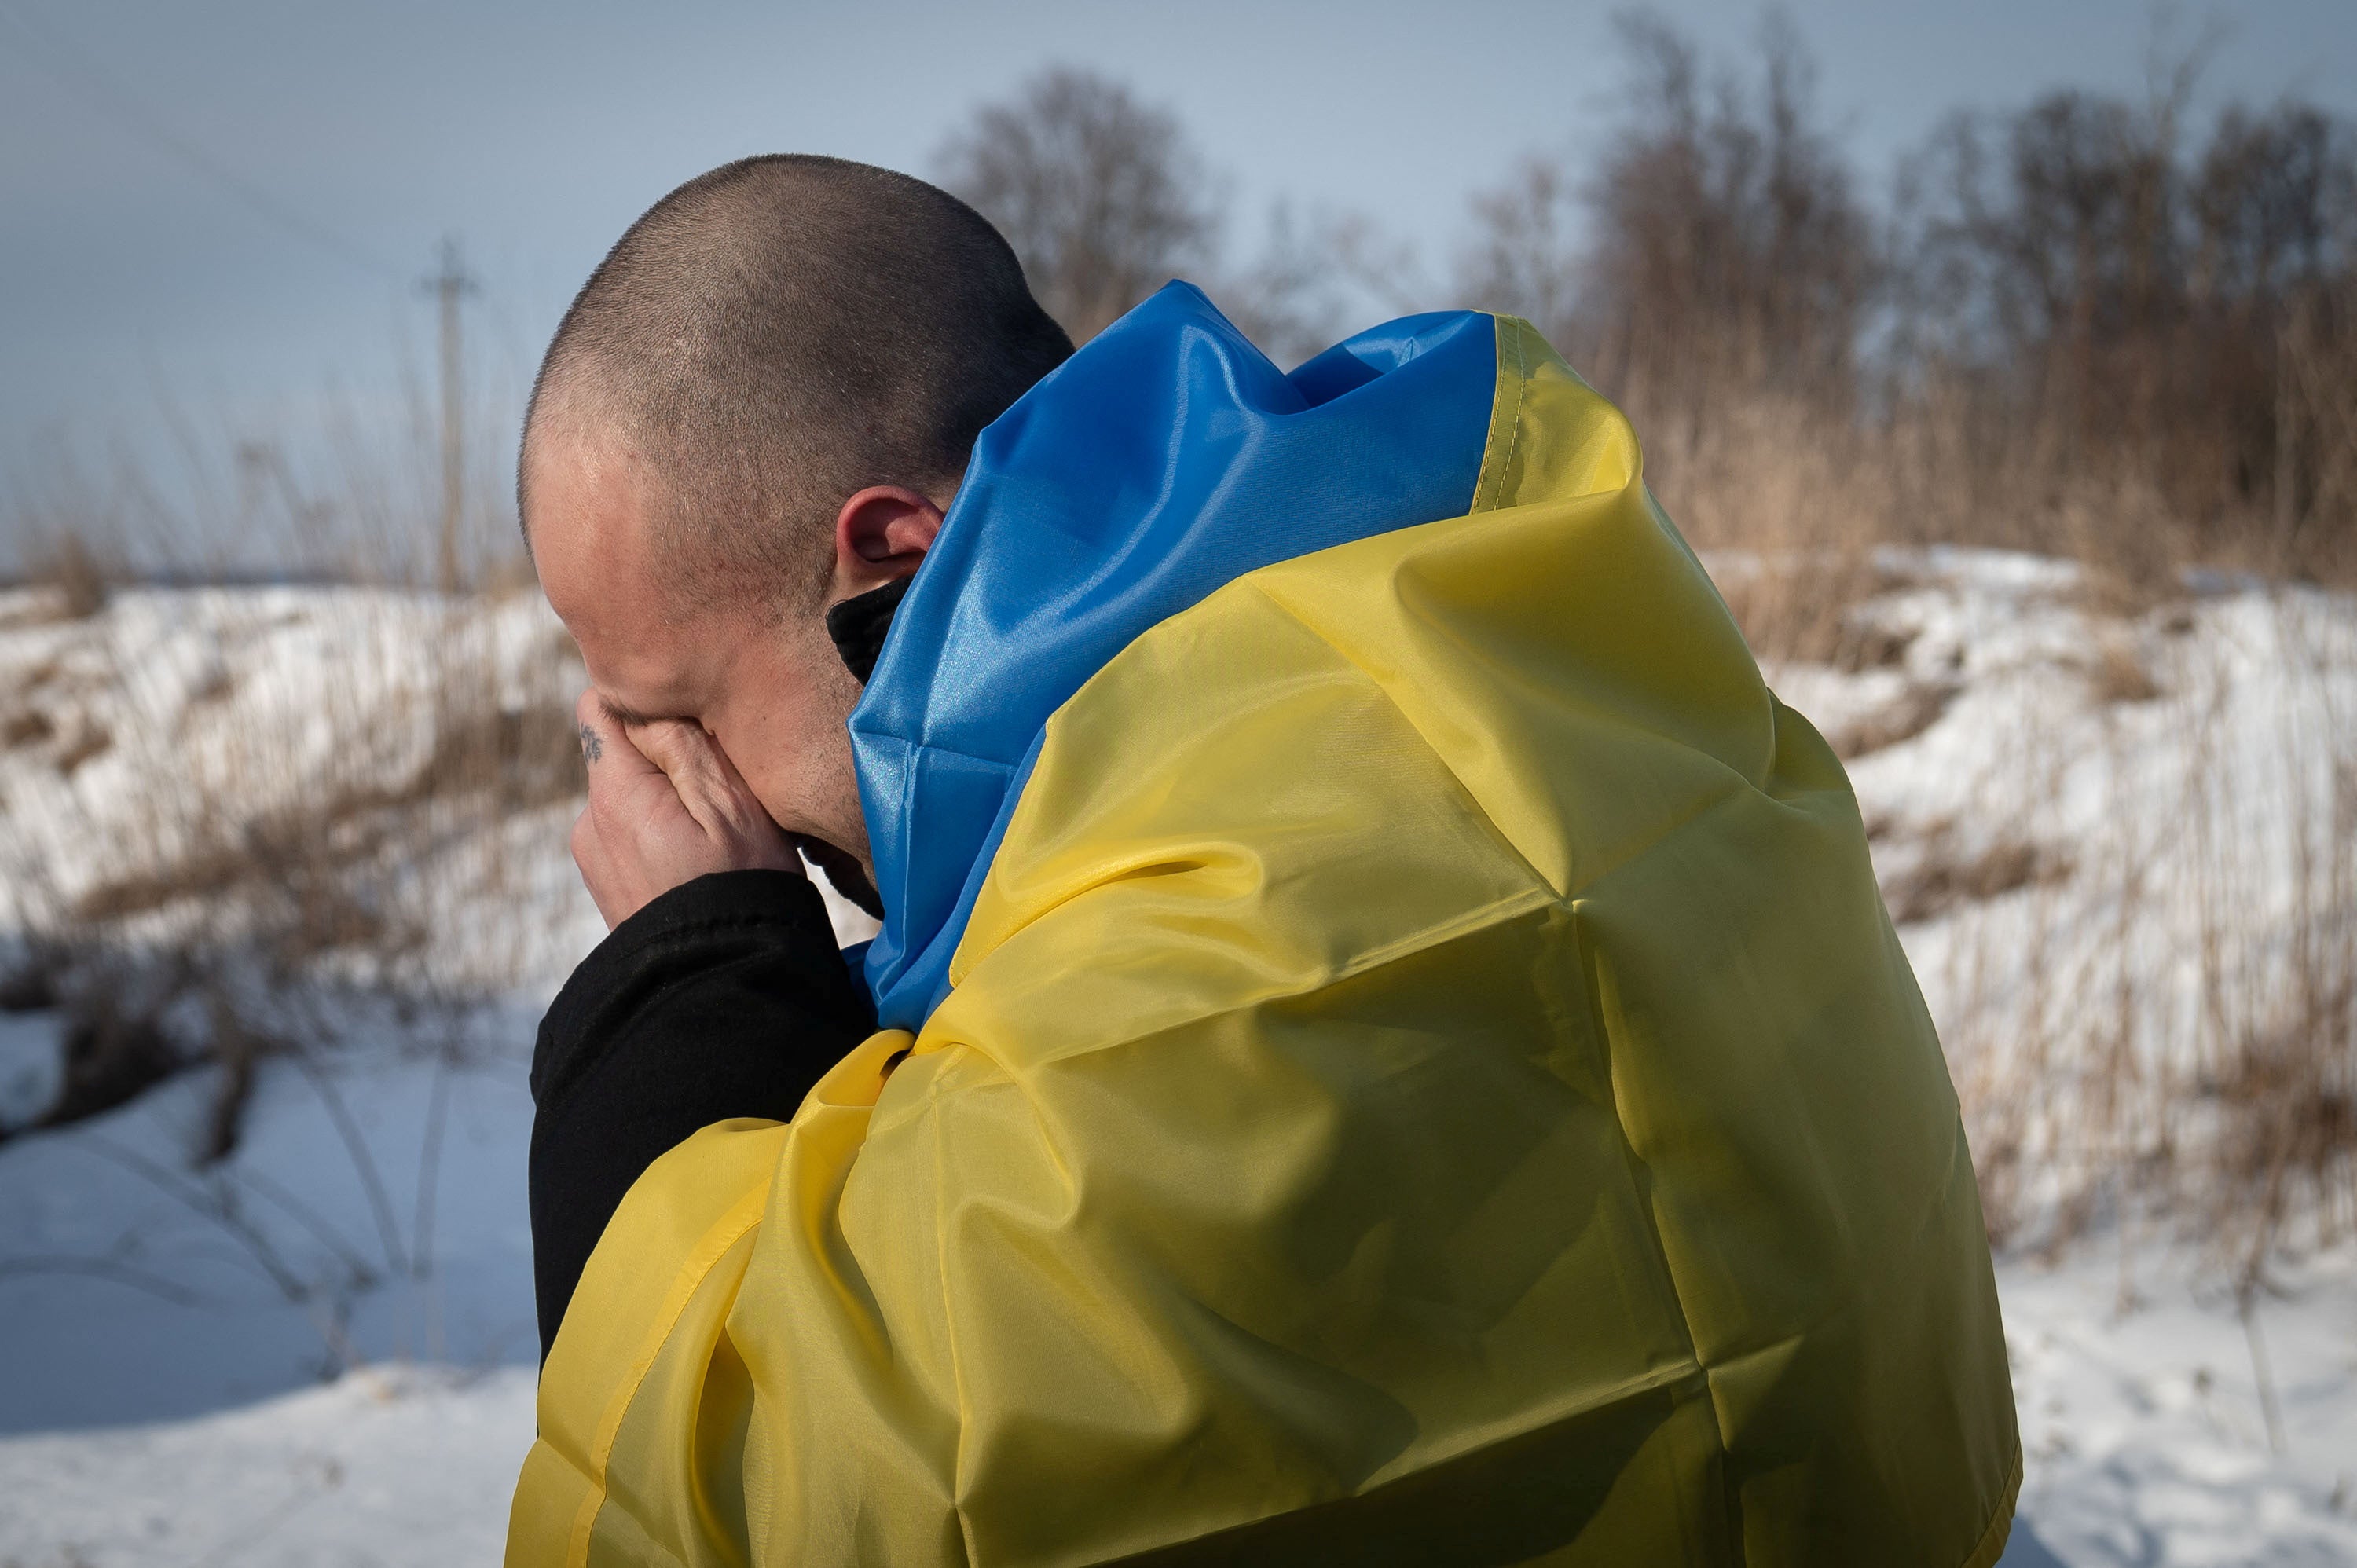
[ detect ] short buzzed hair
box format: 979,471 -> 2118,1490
525,155 -> 1072,610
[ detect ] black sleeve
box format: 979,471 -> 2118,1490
528,868 -> 876,1360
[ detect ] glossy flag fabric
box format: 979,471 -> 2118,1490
851,284 -> 1499,1031
508,293 -> 2020,1566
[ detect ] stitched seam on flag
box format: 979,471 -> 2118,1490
1476,316 -> 1534,515
563,1185 -> 772,1568
1956,1448 -> 2024,1568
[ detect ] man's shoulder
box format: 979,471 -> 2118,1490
932,565 -> 1542,1057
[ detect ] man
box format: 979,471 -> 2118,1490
510,155 -> 2020,1566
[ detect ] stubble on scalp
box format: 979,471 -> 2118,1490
520,155 -> 1072,619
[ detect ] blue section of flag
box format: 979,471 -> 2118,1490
849,282 -> 1498,1031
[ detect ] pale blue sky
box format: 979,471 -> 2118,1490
4,0 -> 2353,562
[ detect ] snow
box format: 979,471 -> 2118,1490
2007,1247 -> 2357,1566
0,1044 -> 541,1564
0,1011 -> 60,1132
0,583 -> 876,991
0,1035 -> 540,1434
1,561 -> 2352,1565
0,1368 -> 537,1568
1762,548 -> 2357,1245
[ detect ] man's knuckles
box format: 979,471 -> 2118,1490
632,720 -> 730,793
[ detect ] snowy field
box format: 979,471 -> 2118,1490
0,555 -> 2352,1566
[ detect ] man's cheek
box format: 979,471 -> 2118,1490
704,719 -> 768,786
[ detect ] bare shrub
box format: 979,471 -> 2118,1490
1457,11 -> 2357,606
1899,75 -> 2357,584
40,979 -> 185,1132
1460,13 -> 1872,390
934,66 -> 1403,365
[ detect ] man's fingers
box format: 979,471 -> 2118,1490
563,691 -> 800,923
570,804 -> 623,928
625,719 -> 768,830
625,717 -> 727,797
624,717 -> 801,873
574,688 -> 662,783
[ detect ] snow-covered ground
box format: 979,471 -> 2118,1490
1766,548 -> 2357,1247
2008,1247 -> 2357,1566
0,556 -> 2351,1566
0,1048 -> 542,1566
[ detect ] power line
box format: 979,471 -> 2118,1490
0,1 -> 398,279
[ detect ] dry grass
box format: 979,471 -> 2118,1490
1827,681 -> 1957,760
2,709 -> 52,749
0,331 -> 579,1165
2088,634 -> 2164,705
14,533 -> 115,621
5,369 -> 2341,1287
0,579 -> 585,1159
1882,833 -> 2075,926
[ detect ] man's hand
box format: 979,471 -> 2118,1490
571,689 -> 803,929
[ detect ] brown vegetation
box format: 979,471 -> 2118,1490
0,587 -> 585,1159
1882,832 -> 2074,925
2,20 -> 2350,1278
1826,680 -> 1958,761
1445,13 -> 2357,1272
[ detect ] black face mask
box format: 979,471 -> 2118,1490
801,577 -> 911,922
794,832 -> 885,922
824,577 -> 911,686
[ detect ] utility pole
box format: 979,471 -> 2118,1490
423,237 -> 477,594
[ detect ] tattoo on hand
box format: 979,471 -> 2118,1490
578,724 -> 603,764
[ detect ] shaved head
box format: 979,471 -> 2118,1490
525,155 -> 1072,611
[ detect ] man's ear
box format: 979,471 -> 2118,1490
831,485 -> 944,601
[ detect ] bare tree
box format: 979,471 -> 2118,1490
1457,11 -> 1875,421
1900,49 -> 2357,566
935,67 -> 1219,343
1218,201 -> 1441,367
1457,156 -> 1585,348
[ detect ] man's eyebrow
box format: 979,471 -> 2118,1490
598,696 -> 676,728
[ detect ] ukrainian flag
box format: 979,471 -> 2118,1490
508,286 -> 2020,1566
